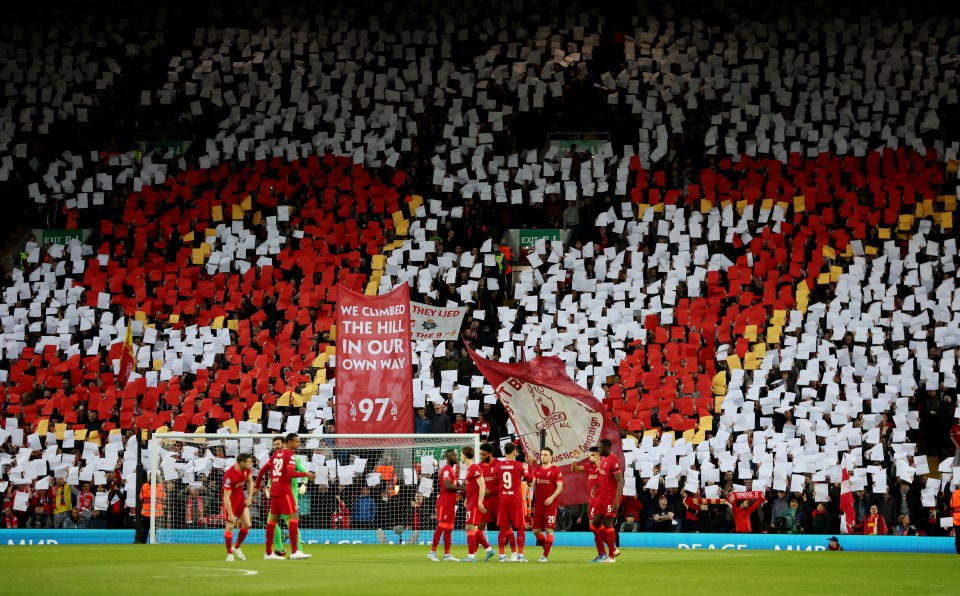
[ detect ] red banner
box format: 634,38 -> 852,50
465,344 -> 623,506
335,284 -> 413,434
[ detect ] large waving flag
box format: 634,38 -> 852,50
117,320 -> 136,389
465,343 -> 622,506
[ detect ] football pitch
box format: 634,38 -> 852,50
1,544 -> 958,595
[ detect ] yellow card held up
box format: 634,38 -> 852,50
55,423 -> 67,440
36,419 -> 49,436
212,205 -> 223,222
278,392 -> 291,407
699,415 -> 714,432
247,402 -> 263,422
222,419 -> 238,434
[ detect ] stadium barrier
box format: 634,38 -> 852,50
2,530 -> 136,545
2,529 -> 953,553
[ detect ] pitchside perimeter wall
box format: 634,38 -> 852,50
1,530 -> 954,553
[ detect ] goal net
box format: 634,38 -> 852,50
148,433 -> 480,547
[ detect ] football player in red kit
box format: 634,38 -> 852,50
496,443 -> 532,562
531,447 -> 564,562
222,453 -> 254,561
591,439 -> 624,563
264,433 -> 315,560
460,446 -> 495,562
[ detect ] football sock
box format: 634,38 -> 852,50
224,530 -> 233,554
604,527 -> 617,557
467,530 -> 477,555
288,520 -> 299,554
235,527 -> 248,548
265,522 -> 277,555
591,525 -> 605,556
287,520 -> 300,553
442,528 -> 452,555
543,535 -> 554,558
498,528 -> 512,555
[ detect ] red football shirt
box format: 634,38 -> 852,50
437,464 -> 460,506
464,463 -> 484,509
222,465 -> 251,503
583,460 -> 600,500
480,460 -> 499,509
268,448 -> 298,497
597,454 -> 622,502
533,465 -> 563,506
496,459 -> 529,503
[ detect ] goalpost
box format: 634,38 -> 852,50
148,433 -> 481,547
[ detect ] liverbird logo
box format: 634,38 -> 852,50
422,319 -> 438,331
530,384 -> 566,445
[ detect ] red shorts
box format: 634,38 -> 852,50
223,498 -> 246,520
497,500 -> 524,530
435,502 -> 456,529
269,493 -> 297,516
532,504 -> 559,530
465,502 -> 483,527
595,499 -> 616,518
481,497 -> 498,524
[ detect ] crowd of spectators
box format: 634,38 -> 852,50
2,0 -> 960,538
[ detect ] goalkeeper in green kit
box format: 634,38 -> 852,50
256,436 -> 310,557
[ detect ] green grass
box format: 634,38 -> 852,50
1,545 -> 958,595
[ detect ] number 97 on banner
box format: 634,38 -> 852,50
349,397 -> 400,422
